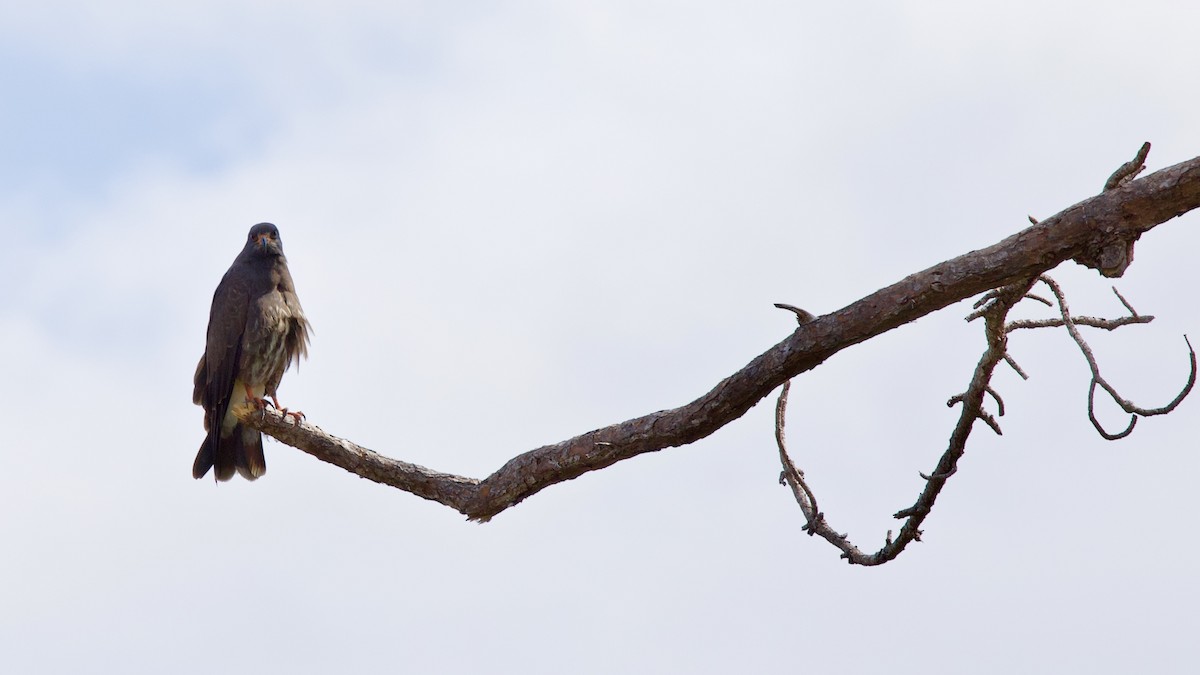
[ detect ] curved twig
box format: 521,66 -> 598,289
1037,276 -> 1196,438
1088,380 -> 1138,441
774,303 -> 817,325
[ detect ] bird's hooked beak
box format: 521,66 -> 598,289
255,233 -> 273,249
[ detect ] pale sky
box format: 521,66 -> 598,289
3,2 -> 1199,673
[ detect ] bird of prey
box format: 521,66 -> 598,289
193,223 -> 311,481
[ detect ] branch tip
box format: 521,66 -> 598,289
774,303 -> 817,325
1111,286 -> 1138,317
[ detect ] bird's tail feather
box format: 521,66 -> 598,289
193,428 -> 243,481
234,425 -> 266,480
192,433 -> 215,480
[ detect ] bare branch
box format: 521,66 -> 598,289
238,150 -> 1200,522
1007,280 -> 1152,333
236,407 -> 479,511
1006,314 -> 1153,332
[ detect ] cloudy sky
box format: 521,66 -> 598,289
3,2 -> 1199,673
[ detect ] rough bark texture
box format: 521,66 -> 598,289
238,151 -> 1200,522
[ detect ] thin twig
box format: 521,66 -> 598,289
919,467 -> 957,481
775,382 -> 822,529
1006,314 -> 1153,332
948,386 -> 1005,416
1112,286 -> 1139,317
1003,354 -> 1029,380
976,410 -> 1003,435
986,386 -> 1005,416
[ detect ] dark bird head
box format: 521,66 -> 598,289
244,222 -> 285,258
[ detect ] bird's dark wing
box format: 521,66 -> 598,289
197,264 -> 252,445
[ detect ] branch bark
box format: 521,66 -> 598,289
239,147 -> 1200,522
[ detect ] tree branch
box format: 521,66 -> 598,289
239,146 -> 1200,522
240,409 -> 480,510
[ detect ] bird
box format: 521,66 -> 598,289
192,223 -> 311,481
